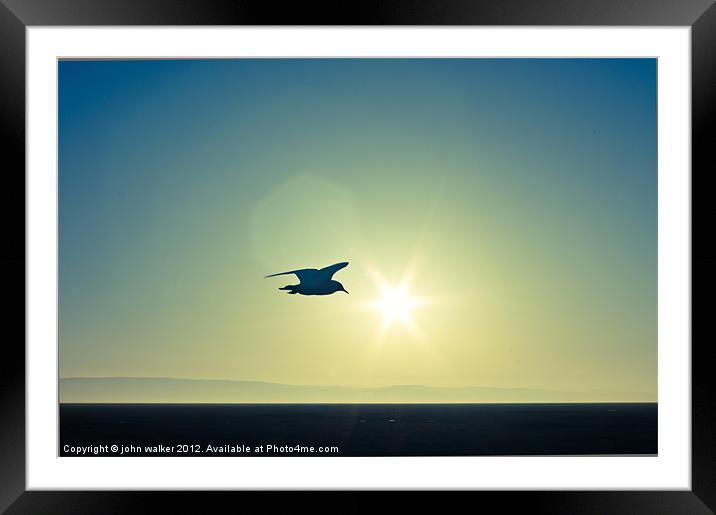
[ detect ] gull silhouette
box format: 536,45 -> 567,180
265,262 -> 349,295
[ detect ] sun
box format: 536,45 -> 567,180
367,280 -> 427,339
362,268 -> 431,340
377,287 -> 416,324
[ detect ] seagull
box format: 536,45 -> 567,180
265,262 -> 349,296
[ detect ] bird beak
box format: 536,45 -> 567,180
343,288 -> 349,294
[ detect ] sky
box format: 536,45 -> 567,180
58,58 -> 657,402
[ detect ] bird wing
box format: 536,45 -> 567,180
265,268 -> 319,284
317,261 -> 349,280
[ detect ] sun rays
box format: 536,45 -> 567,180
364,268 -> 431,342
376,287 -> 416,325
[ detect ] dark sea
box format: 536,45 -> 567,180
59,403 -> 657,457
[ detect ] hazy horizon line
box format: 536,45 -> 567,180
59,376 -> 651,396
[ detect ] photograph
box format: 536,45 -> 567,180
58,57 -> 658,458
2,0 -> 710,506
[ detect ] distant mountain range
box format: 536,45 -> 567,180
59,377 -> 654,404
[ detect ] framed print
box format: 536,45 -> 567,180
3,0 -> 714,512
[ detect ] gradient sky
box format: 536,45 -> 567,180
59,58 -> 657,400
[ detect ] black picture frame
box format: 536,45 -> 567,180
2,0 -> 713,512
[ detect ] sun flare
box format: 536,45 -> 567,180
377,287 -> 416,323
361,266 -> 433,342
